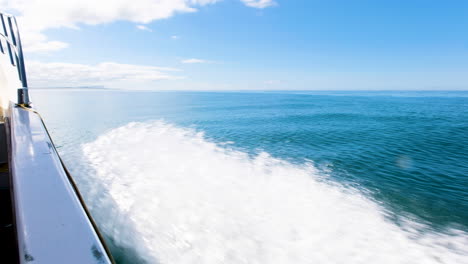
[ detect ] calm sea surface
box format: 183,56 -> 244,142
31,90 -> 468,264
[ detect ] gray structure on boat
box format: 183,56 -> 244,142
0,12 -> 114,264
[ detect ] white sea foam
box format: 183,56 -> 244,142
82,121 -> 468,264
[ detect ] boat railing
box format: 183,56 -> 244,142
0,12 -> 29,106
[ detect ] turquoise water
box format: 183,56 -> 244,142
31,90 -> 468,263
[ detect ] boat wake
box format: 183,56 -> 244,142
82,121 -> 467,264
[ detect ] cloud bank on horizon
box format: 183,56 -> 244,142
26,61 -> 183,88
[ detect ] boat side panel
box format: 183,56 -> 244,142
9,105 -> 112,264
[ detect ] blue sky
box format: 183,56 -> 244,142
5,0 -> 468,90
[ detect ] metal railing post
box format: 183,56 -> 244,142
17,88 -> 30,106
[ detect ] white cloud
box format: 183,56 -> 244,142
26,60 -> 182,88
24,40 -> 69,53
21,31 -> 69,53
2,0 -> 275,53
181,58 -> 211,64
241,0 -> 276,8
171,35 -> 180,40
136,25 -> 153,32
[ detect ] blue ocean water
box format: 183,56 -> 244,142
31,90 -> 468,263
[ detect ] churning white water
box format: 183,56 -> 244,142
82,121 -> 468,264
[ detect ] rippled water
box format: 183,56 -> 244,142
31,90 -> 468,263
